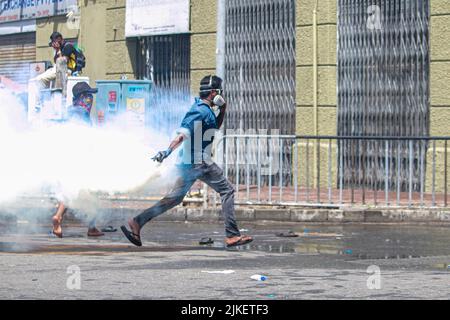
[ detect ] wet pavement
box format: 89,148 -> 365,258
0,221 -> 449,299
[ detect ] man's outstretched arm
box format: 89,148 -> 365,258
152,134 -> 185,163
168,134 -> 185,151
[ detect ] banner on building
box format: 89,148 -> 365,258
125,0 -> 189,37
0,0 -> 77,24
0,19 -> 35,34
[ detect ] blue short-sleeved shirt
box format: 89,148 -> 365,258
177,98 -> 218,165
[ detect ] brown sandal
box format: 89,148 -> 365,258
225,235 -> 253,248
121,226 -> 142,247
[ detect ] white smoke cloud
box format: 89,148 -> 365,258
0,86 -> 184,211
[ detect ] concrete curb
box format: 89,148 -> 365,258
183,207 -> 450,224
104,207 -> 450,224
2,206 -> 450,224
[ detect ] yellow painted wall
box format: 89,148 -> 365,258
190,0 -> 218,95
105,0 -> 136,80
296,0 -> 337,138
295,0 -> 337,189
426,1 -> 450,193
430,1 -> 450,130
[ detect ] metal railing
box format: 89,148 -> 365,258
208,135 -> 450,208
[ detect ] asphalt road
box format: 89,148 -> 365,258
0,220 -> 449,300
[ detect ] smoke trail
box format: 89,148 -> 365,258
0,86 -> 188,222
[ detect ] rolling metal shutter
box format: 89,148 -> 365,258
136,34 -> 191,137
337,0 -> 430,192
224,0 -> 296,135
223,0 -> 297,186
0,32 -> 36,84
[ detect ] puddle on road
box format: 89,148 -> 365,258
0,242 -> 35,253
432,263 -> 450,271
350,253 -> 424,260
1,238 -> 342,256
203,241 -> 342,255
218,242 -> 446,261
2,223 -> 450,261
0,242 -> 222,256
0,240 -> 448,261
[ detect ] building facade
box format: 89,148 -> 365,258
1,0 -> 450,194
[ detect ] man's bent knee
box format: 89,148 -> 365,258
220,185 -> 235,198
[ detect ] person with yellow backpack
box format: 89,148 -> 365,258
35,32 -> 86,90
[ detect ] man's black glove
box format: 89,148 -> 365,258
152,148 -> 173,163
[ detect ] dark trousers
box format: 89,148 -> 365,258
134,162 -> 241,238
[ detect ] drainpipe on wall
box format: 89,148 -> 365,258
208,0 -> 227,209
76,0 -> 82,49
313,0 -> 319,187
216,0 -> 226,79
313,0 -> 319,137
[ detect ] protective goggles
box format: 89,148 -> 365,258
200,75 -> 223,95
200,88 -> 223,95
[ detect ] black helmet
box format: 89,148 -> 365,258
199,75 -> 223,98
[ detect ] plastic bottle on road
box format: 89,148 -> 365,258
251,274 -> 267,281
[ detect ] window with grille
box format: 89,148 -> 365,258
224,0 -> 296,134
136,34 -> 191,136
223,0 -> 296,186
337,0 -> 430,192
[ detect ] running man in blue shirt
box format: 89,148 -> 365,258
121,75 -> 253,248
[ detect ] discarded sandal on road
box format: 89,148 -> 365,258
225,235 -> 253,248
275,231 -> 299,238
199,237 -> 214,245
101,226 -> 117,233
121,226 -> 142,247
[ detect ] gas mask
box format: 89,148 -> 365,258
211,95 -> 225,117
200,75 -> 226,116
213,94 -> 226,107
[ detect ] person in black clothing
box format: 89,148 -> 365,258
34,32 -> 81,89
